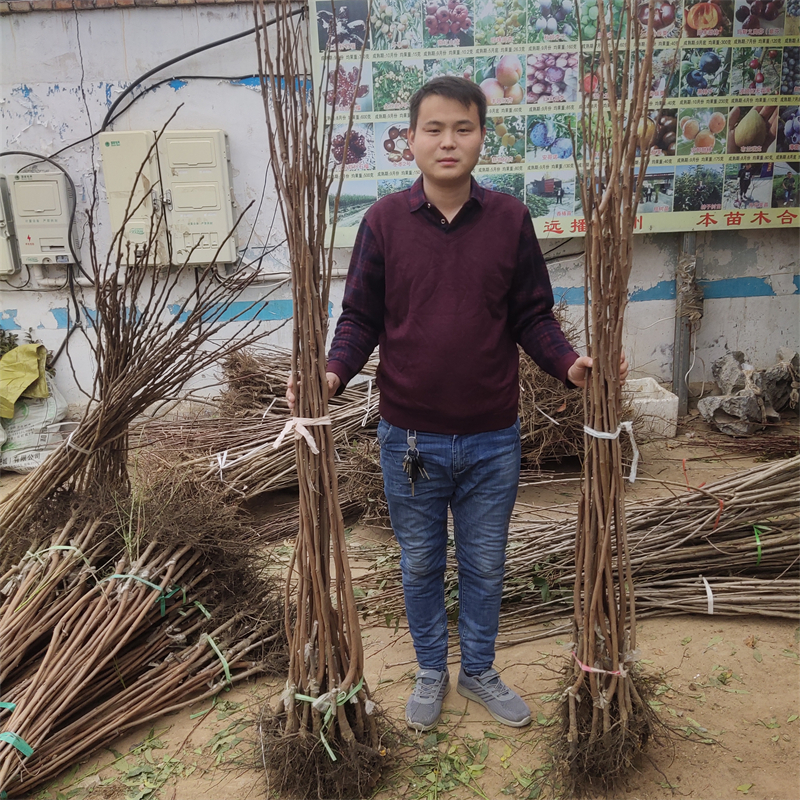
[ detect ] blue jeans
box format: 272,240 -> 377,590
377,418 -> 520,674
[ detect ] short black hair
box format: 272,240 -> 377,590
409,77 -> 487,131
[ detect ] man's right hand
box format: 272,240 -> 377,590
286,372 -> 342,413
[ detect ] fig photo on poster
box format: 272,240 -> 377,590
633,166 -> 675,213
723,161 -> 774,208
680,47 -> 731,97
370,0 -> 424,50
525,168 -> 576,218
771,161 -> 799,206
674,163 -> 724,210
677,107 -> 727,155
733,0 -> 785,36
324,61 -> 373,114
727,105 -> 778,154
329,179 -> 378,227
317,0 -> 370,51
423,0 -> 474,46
528,0 -> 578,42
477,171 -> 525,200
776,105 -> 800,152
479,115 -> 526,165
474,0 -> 527,45
730,47 -> 782,96
684,0 -> 734,37
476,54 -> 526,106
527,51 -> 579,104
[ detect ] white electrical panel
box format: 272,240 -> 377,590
9,172 -> 76,266
100,129 -> 237,266
0,177 -> 21,276
99,130 -> 166,265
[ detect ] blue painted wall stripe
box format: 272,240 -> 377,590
1,276 -> 796,330
553,287 -> 585,305
698,276 -> 775,299
629,280 -> 677,303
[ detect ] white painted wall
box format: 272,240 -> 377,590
1,6 -> 798,411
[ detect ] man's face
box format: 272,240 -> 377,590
408,95 -> 485,188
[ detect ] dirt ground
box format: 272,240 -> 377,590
4,418 -> 799,800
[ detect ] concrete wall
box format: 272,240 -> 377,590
2,5 -> 798,410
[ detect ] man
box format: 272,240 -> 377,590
783,172 -> 795,206
291,77 -> 627,732
737,163 -> 753,205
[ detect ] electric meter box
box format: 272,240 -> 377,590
9,172 -> 77,266
100,129 -> 163,263
0,176 -> 21,276
100,129 -> 237,266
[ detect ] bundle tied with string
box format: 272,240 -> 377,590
554,0 -> 667,793
252,0 -> 386,797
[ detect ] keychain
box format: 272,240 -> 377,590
402,431 -> 429,496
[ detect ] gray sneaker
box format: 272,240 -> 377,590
457,667 -> 531,727
406,668 -> 450,731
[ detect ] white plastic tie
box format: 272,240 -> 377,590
66,428 -> 92,455
364,699 -> 376,716
535,405 -> 561,426
583,421 -> 640,483
261,398 -> 277,418
312,690 -> 337,714
215,450 -> 228,480
273,416 -> 331,455
211,440 -> 274,475
281,683 -> 296,713
701,575 -> 714,614
361,378 -> 374,427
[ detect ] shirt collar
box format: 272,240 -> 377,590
408,176 -> 486,212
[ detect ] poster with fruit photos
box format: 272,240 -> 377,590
313,0 -> 800,243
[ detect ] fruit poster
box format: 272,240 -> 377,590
313,0 -> 800,243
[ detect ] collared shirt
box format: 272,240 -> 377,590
327,176 -> 579,435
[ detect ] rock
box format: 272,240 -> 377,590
765,349 -> 799,411
697,391 -> 778,436
711,351 -> 747,395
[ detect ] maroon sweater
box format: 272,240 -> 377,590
327,178 -> 579,435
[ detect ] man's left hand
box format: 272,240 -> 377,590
567,350 -> 629,389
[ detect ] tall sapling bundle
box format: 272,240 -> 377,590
559,0 -> 661,791
254,1 -> 384,797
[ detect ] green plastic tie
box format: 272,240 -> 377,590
101,575 -> 184,617
753,526 -> 763,566
293,676 -> 365,762
194,601 -> 211,619
0,703 -> 15,711
102,573 -> 164,593
206,635 -> 232,686
0,731 -> 34,758
160,586 -> 184,617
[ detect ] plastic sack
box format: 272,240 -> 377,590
0,343 -> 49,419
0,375 -> 68,473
